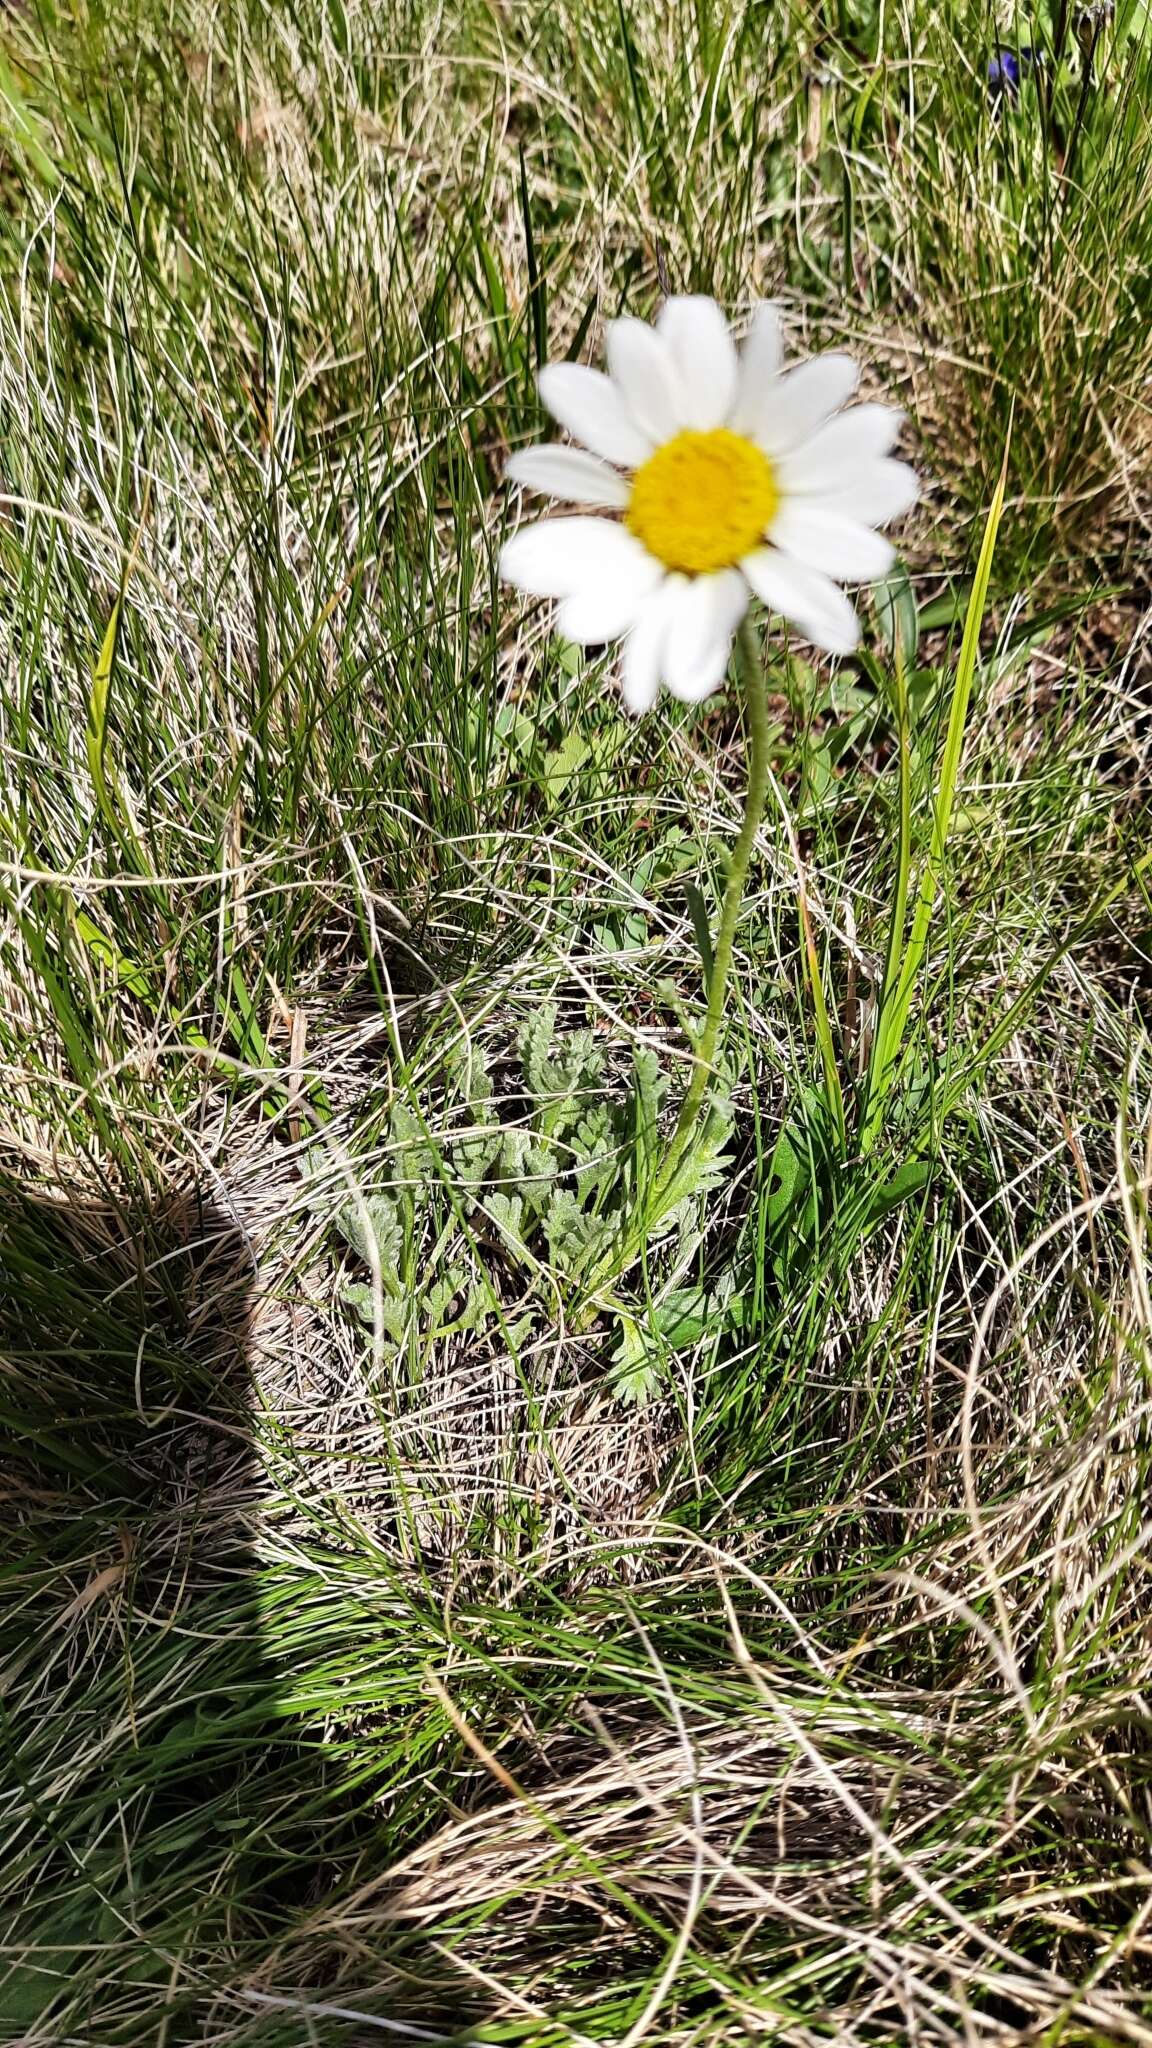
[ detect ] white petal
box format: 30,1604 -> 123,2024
605,318 -> 686,444
729,301 -> 785,436
500,517 -> 652,600
558,563 -> 663,646
663,570 -> 746,703
537,363 -> 654,468
505,444 -> 630,508
742,548 -> 860,656
813,459 -> 920,527
755,353 -> 859,457
621,582 -> 675,714
769,502 -> 895,582
657,296 -> 738,429
777,405 -> 905,489
666,634 -> 738,705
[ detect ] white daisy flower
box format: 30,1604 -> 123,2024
499,296 -> 918,714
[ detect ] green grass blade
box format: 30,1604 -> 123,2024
85,600 -> 121,840
860,428 -> 1011,1150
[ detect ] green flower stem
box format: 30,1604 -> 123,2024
657,614 -> 771,1196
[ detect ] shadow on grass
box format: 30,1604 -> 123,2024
0,1179 -> 285,2038
0,1172 -> 509,2045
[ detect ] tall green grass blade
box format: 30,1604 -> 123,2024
85,600 -> 121,841
860,429 -> 1011,1150
0,46 -> 61,189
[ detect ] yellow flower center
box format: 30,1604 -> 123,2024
626,427 -> 778,575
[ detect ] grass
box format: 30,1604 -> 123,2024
1,0 -> 1151,2040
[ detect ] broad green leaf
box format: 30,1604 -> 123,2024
684,882 -> 715,992
654,1286 -> 712,1347
72,910 -> 153,1000
917,583 -> 972,632
542,727 -> 590,803
767,1118 -> 813,1243
865,1159 -> 934,1226
873,561 -> 920,663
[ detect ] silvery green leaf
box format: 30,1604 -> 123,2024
337,1192 -> 404,1277
608,1311 -> 664,1405
485,1190 -> 527,1248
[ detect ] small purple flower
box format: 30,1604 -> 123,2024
987,45 -> 1037,102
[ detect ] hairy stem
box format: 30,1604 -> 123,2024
657,615 -> 771,1194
